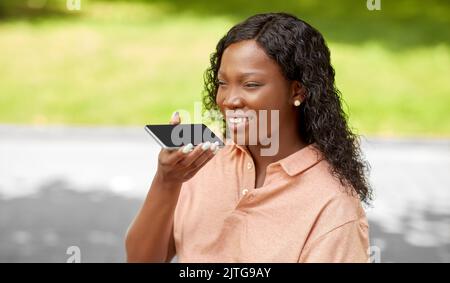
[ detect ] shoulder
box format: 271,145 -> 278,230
303,165 -> 368,244
293,155 -> 368,235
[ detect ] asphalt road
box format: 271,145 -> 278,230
0,125 -> 449,262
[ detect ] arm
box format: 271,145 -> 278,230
125,173 -> 181,262
125,112 -> 217,262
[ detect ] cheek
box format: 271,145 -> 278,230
251,87 -> 289,111
215,92 -> 226,117
215,91 -> 223,106
216,85 -> 227,100
253,90 -> 290,133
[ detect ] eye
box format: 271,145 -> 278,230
218,80 -> 227,86
244,82 -> 262,88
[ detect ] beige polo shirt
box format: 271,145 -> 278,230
173,142 -> 369,262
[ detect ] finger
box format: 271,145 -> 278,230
169,111 -> 181,125
163,143 -> 193,165
184,142 -> 217,169
159,111 -> 183,165
190,149 -> 215,168
177,142 -> 211,167
209,141 -> 220,153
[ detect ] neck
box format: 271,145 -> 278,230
246,131 -> 307,171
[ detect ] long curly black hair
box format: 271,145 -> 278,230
203,12 -> 372,204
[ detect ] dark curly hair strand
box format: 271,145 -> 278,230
203,13 -> 372,204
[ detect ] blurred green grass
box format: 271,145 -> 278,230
0,0 -> 449,136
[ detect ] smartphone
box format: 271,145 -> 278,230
145,124 -> 225,149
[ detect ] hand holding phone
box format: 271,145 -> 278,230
149,112 -> 222,184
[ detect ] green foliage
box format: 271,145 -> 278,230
0,0 -> 448,136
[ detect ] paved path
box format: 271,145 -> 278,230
1,125 -> 449,262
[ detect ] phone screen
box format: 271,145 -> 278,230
145,124 -> 225,148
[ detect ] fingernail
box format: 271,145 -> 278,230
213,147 -> 220,155
201,141 -> 211,151
210,143 -> 217,152
171,111 -> 179,119
182,143 -> 193,154
212,141 -> 220,151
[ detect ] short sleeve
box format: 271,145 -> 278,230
298,219 -> 369,263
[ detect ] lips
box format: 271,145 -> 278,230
228,117 -> 249,124
226,114 -> 254,133
224,109 -> 256,133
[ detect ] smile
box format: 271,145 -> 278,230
228,117 -> 249,124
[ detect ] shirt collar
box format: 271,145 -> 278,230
229,140 -> 324,176
277,144 -> 324,176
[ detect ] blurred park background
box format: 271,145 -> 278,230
0,0 -> 449,262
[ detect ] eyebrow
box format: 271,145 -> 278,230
218,71 -> 264,78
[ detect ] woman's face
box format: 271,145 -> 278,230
216,39 -> 301,148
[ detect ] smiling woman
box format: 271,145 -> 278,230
126,12 -> 372,263
203,13 -> 372,204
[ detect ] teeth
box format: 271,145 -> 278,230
228,117 -> 247,124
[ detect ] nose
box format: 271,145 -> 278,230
219,88 -> 246,110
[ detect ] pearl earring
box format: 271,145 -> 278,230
294,100 -> 301,107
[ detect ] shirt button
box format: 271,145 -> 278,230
242,189 -> 249,196
247,162 -> 253,170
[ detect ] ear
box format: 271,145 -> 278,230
291,81 -> 306,103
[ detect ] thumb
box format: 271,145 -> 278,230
169,111 -> 181,125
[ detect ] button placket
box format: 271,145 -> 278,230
245,158 -> 255,196
236,156 -> 256,208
